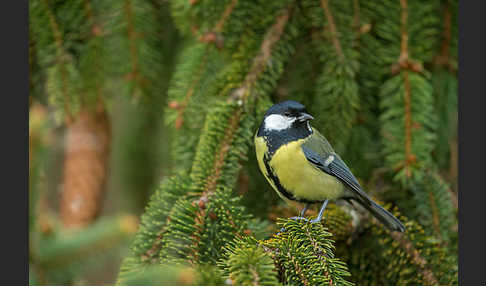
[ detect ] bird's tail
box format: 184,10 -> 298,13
352,197 -> 406,232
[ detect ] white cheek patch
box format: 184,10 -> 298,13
264,114 -> 295,131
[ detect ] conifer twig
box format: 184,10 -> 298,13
390,231 -> 441,286
352,0 -> 360,41
391,0 -> 423,74
187,6 -> 293,262
229,6 -> 292,102
199,0 -> 239,46
403,70 -> 414,178
188,108 -> 242,262
394,0 -> 419,178
286,250 -> 309,286
214,0 -> 239,33
41,0 -> 72,122
428,190 -> 442,239
123,0 -> 145,100
172,47 -> 211,129
303,227 -> 334,286
83,0 -> 103,104
320,0 -> 344,60
435,1 -> 454,72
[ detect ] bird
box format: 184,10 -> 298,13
254,100 -> 405,232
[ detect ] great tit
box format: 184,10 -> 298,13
254,100 -> 405,232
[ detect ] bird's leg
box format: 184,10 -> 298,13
310,200 -> 329,223
300,203 -> 310,217
278,203 -> 312,234
289,203 -> 311,221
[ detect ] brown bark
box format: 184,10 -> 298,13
60,108 -> 111,229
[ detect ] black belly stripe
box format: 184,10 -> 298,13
263,154 -> 319,204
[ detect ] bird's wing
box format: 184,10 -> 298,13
302,131 -> 371,201
303,129 -> 405,232
304,128 -> 335,155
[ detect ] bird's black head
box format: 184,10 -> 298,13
257,100 -> 314,152
261,100 -> 314,132
264,100 -> 310,118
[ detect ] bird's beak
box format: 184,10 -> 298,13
297,112 -> 314,122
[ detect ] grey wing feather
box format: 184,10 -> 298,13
302,133 -> 406,232
302,147 -> 368,199
302,130 -> 371,202
304,128 -> 335,156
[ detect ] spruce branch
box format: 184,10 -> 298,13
351,0 -> 361,43
104,0 -> 173,105
436,2 -> 452,69
31,214 -> 137,286
123,0 -> 145,100
128,174 -> 192,265
171,0 -> 238,38
403,70 -> 414,177
319,0 -> 344,60
198,0 -> 239,48
105,2 -> 458,285
305,0 -> 361,153
222,237 -> 280,286
37,0 -> 73,121
229,6 -> 293,103
171,47 -> 211,130
390,0 -> 424,75
410,171 -> 456,245
379,72 -> 437,184
166,44 -> 224,170
389,231 -> 440,286
260,219 -> 353,286
118,263 -> 225,286
374,0 -> 440,184
79,0 -> 107,109
345,209 -> 457,285
119,3 -> 297,277
431,0 -> 457,175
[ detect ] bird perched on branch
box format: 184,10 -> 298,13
254,100 -> 405,232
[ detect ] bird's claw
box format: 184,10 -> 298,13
277,217 -> 312,234
290,216 -> 309,222
309,218 -> 321,223
276,215 -> 326,235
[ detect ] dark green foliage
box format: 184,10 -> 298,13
363,0 -> 440,67
165,43 -> 225,171
410,172 -> 456,244
222,237 -> 280,286
262,219 -> 353,286
432,67 -> 457,170
119,264 -> 225,286
31,215 -> 137,285
30,0 -> 107,121
303,0 -> 361,154
116,0 -> 457,284
379,72 -> 437,184
158,185 -> 251,264
31,0 -> 458,284
344,210 -> 457,286
101,1 -> 181,207
130,174 -> 192,264
102,0 -> 178,104
316,204 -> 356,242
189,101 -> 255,190
359,0 -> 443,185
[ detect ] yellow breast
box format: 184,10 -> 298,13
255,135 -> 345,202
